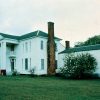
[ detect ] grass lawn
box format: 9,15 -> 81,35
0,76 -> 100,100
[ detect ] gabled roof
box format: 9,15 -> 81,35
19,30 -> 61,40
19,31 -> 37,40
0,30 -> 61,40
59,44 -> 100,54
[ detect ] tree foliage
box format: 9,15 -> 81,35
60,53 -> 97,79
75,35 -> 100,47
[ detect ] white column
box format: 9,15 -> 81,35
1,41 -> 6,69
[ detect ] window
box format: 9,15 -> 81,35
55,60 -> 58,69
23,43 -> 24,52
25,58 -> 28,70
41,59 -> 44,70
11,45 -> 14,51
41,40 -> 43,50
22,59 -> 23,69
25,42 -> 28,52
55,43 -> 58,51
30,58 -> 31,68
30,41 -> 31,52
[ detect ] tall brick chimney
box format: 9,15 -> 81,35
47,22 -> 55,75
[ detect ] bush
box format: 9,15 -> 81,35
60,53 -> 97,79
12,69 -> 19,76
29,68 -> 35,77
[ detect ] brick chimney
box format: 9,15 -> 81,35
65,41 -> 70,48
47,22 -> 55,75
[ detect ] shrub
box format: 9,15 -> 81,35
60,53 -> 97,79
12,69 -> 19,76
29,68 -> 35,77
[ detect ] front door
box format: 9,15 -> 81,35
11,59 -> 15,71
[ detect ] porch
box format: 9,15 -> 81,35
0,41 -> 18,75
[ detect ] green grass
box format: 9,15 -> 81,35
0,76 -> 100,100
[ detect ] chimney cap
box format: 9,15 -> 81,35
48,22 -> 54,24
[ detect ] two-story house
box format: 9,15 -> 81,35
0,29 -> 64,75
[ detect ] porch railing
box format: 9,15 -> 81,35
9,51 -> 16,58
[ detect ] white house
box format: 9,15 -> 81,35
1,21 -> 99,77
0,30 -> 65,75
59,41 -> 100,77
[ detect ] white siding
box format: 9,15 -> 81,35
0,36 -> 65,75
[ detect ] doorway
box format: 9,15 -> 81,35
10,59 -> 15,71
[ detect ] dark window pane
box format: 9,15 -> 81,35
55,60 -> 57,69
11,45 -> 14,51
41,59 -> 44,70
41,41 -> 43,50
25,58 -> 28,70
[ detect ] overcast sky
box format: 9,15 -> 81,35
0,0 -> 100,46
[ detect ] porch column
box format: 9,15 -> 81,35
1,41 -> 6,69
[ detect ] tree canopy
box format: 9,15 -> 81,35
75,35 -> 100,47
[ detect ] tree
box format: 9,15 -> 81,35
74,35 -> 100,47
74,42 -> 84,47
60,53 -> 97,79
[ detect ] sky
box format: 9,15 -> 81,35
0,0 -> 100,47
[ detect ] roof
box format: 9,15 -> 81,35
59,44 -> 100,54
0,33 -> 19,39
0,30 -> 61,40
